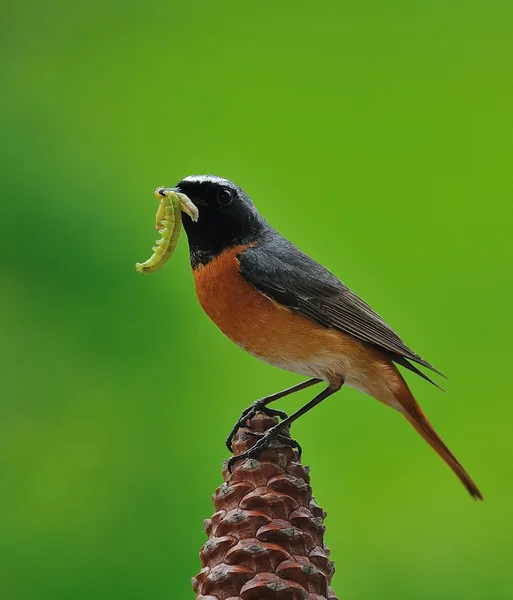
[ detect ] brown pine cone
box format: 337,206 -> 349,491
193,413 -> 338,600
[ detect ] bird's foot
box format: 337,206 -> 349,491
225,400 -> 288,452
227,423 -> 301,472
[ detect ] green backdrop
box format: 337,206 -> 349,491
2,2 -> 512,598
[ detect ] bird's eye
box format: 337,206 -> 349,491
218,188 -> 233,205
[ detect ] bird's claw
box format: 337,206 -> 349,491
227,423 -> 301,472
225,400 -> 289,452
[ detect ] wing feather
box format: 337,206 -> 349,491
238,233 -> 445,382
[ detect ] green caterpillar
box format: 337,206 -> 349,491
136,188 -> 199,274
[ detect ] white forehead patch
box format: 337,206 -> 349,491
181,175 -> 232,186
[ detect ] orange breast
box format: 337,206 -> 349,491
192,246 -> 374,383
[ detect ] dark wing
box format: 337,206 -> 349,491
238,232 -> 445,386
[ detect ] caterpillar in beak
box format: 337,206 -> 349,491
136,187 -> 199,274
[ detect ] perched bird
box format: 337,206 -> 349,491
160,175 -> 482,500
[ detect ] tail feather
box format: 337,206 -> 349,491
404,411 -> 483,500
392,369 -> 483,500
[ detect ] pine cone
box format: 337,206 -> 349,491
193,413 -> 338,600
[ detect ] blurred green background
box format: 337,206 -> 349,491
2,1 -> 512,598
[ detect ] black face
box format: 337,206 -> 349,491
176,175 -> 266,266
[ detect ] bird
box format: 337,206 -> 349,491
159,174 -> 483,500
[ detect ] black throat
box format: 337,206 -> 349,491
182,209 -> 268,269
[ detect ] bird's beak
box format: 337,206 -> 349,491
155,187 -> 199,222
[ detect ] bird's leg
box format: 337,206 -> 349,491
225,378 -> 322,451
228,381 -> 343,470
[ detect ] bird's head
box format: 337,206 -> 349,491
162,175 -> 266,265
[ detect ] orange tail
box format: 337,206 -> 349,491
393,371 -> 483,500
